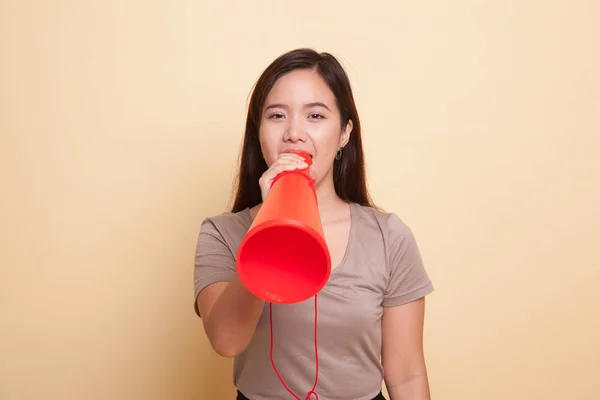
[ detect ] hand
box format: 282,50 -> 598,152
258,153 -> 316,202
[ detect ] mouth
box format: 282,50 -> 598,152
281,148 -> 313,158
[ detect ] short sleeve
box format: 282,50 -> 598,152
193,218 -> 237,317
382,213 -> 434,307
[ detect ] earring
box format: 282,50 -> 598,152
335,148 -> 342,160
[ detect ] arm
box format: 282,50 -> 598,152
196,155 -> 309,357
197,276 -> 265,358
194,219 -> 265,358
381,213 -> 434,399
382,297 -> 431,400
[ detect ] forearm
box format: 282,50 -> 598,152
386,373 -> 431,400
204,274 -> 265,357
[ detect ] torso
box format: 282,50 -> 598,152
199,202 -> 433,400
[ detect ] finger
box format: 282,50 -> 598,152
272,158 -> 305,167
276,153 -> 306,162
265,161 -> 308,179
270,157 -> 307,170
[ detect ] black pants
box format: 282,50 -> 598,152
236,390 -> 386,400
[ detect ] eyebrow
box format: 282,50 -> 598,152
306,102 -> 331,111
264,102 -> 332,112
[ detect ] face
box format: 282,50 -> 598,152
258,69 -> 352,185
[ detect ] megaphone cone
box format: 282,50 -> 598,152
236,151 -> 331,304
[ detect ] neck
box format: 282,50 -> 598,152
314,175 -> 345,217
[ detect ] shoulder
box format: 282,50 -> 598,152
351,203 -> 415,241
351,203 -> 421,269
198,208 -> 253,251
201,207 -> 252,232
352,204 -> 433,303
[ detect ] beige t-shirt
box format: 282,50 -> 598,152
194,202 -> 434,400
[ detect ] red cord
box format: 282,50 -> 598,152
269,296 -> 319,400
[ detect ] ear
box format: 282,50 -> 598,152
339,119 -> 353,149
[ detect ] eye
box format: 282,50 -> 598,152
268,113 -> 285,120
309,113 -> 325,119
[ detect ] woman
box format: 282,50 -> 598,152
194,48 -> 434,400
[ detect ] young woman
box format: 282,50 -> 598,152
194,48 -> 434,400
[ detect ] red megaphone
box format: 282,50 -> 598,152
236,151 -> 331,304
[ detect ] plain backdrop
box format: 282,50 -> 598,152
1,1 -> 599,399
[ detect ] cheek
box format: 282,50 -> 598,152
311,124 -> 342,158
311,141 -> 340,178
259,126 -> 280,165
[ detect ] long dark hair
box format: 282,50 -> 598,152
230,48 -> 376,212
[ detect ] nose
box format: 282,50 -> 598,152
282,116 -> 307,143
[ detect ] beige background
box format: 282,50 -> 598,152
1,1 -> 599,399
